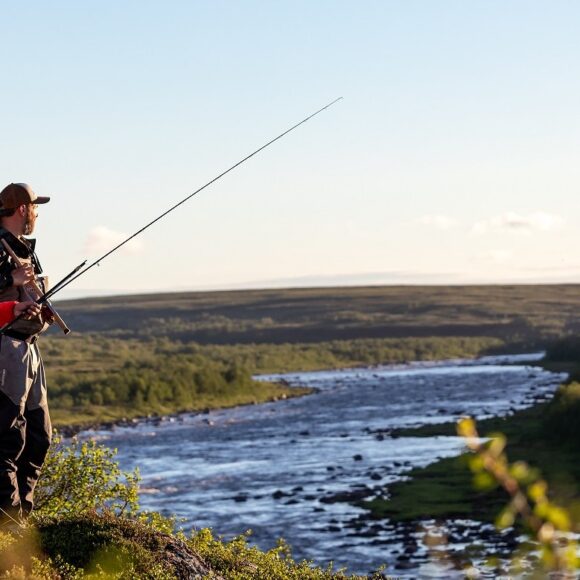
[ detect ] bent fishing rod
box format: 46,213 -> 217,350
1,97 -> 343,334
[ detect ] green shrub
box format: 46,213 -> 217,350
542,382 -> 580,446
189,528 -> 381,579
34,435 -> 139,518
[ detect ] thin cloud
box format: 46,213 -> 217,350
480,249 -> 513,264
417,215 -> 458,230
472,212 -> 564,235
84,226 -> 145,256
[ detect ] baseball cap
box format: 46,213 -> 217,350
0,183 -> 51,209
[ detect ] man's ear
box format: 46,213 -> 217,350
18,205 -> 26,217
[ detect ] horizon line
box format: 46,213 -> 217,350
54,279 -> 580,303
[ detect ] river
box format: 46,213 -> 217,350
82,354 -> 565,577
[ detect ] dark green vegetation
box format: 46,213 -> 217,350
44,334 -> 314,427
55,284 -> 580,344
361,341 -> 580,528
47,284 -> 580,428
44,334 -> 498,427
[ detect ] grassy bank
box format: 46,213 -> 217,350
0,512 -> 382,579
359,350 -> 580,527
50,382 -> 312,430
361,395 -> 580,524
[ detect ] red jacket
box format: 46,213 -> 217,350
0,301 -> 17,326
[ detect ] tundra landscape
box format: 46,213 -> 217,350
10,284 -> 574,576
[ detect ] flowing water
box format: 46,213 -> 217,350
82,354 -> 565,577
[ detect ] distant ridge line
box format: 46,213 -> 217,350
55,282 -> 580,305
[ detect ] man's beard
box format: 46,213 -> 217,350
24,211 -> 36,235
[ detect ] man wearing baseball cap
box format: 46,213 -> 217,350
0,183 -> 53,528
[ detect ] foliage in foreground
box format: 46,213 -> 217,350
33,435 -> 140,518
189,528 -> 384,580
0,514 -> 179,579
458,417 -> 578,576
0,514 -> 381,580
0,434 -> 379,579
0,519 -> 379,580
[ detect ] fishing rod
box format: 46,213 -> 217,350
1,97 -> 343,332
48,259 -> 87,298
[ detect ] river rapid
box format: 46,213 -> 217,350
81,354 -> 565,577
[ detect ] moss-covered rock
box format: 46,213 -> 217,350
0,513 -> 217,579
0,513 -> 380,579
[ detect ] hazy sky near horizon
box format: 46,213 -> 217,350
2,1 -> 579,298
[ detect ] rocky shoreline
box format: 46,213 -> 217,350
228,471 -> 521,575
57,380 -> 316,438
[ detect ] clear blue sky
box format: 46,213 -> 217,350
2,1 -> 579,298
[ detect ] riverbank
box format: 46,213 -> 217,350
46,334 -> 502,433
357,357 -> 580,529
52,381 -> 313,435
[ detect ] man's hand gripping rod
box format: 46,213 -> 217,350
0,239 -> 71,334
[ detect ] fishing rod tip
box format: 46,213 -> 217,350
324,97 -> 343,108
